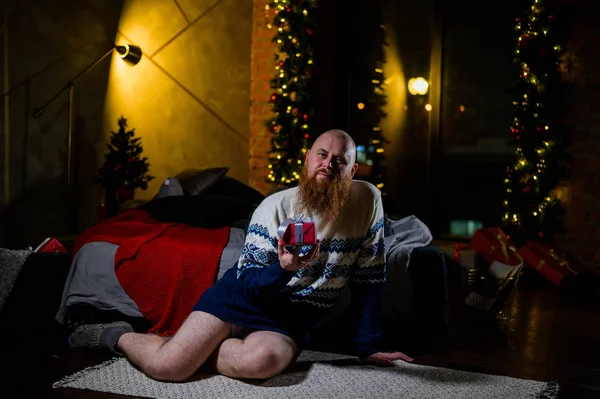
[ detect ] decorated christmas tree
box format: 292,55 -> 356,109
502,0 -> 572,245
94,116 -> 154,193
265,0 -> 317,186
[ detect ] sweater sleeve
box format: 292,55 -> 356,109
235,199 -> 296,302
349,189 -> 386,359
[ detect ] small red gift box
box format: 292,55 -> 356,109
278,215 -> 316,246
470,227 -> 522,266
33,237 -> 68,253
519,241 -> 580,286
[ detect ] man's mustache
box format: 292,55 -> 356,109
316,169 -> 335,178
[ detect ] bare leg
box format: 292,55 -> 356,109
118,311 -> 231,382
210,330 -> 298,379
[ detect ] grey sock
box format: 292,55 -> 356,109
68,321 -> 134,354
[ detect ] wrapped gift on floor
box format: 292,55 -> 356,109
33,237 -> 68,253
438,243 -> 481,287
519,241 -> 583,286
278,214 -> 317,246
470,227 -> 523,279
437,243 -> 479,270
465,228 -> 524,315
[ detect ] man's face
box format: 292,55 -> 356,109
296,133 -> 359,227
304,134 -> 358,182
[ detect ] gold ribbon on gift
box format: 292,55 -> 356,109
547,248 -> 577,275
495,232 -> 510,262
536,259 -> 546,271
487,231 -> 523,265
510,245 -> 524,263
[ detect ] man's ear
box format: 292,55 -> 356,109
304,150 -> 310,162
350,163 -> 359,178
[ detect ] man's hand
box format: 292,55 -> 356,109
278,239 -> 320,272
363,351 -> 414,367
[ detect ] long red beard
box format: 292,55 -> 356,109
296,166 -> 352,227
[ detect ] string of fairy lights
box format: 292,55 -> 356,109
502,0 -> 570,243
264,0 -> 317,185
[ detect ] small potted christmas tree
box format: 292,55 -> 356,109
94,116 -> 154,217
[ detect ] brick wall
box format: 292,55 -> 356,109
249,0 -> 277,195
556,0 -> 600,274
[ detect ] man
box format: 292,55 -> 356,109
69,129 -> 413,382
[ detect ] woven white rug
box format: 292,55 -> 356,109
54,351 -> 558,399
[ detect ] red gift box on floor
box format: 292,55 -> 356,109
470,227 -> 522,266
33,237 -> 68,253
278,215 -> 316,246
519,241 -> 581,286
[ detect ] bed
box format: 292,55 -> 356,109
55,170 -> 448,351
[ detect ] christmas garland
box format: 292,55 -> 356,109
265,0 -> 317,185
502,0 -> 572,244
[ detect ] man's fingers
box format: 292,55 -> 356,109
382,352 -> 414,363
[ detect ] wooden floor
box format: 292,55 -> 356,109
1,255 -> 599,398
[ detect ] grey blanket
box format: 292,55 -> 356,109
56,227 -> 248,326
383,215 -> 433,318
56,216 -> 433,328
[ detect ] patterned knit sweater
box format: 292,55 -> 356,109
236,180 -> 386,357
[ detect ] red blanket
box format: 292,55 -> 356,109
73,209 -> 230,336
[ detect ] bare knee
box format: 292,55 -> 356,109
238,344 -> 295,379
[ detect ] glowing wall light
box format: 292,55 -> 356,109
407,77 -> 429,95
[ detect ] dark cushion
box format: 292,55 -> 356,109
140,194 -> 256,229
175,167 -> 228,195
201,176 -> 265,205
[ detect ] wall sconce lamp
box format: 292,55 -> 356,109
115,44 -> 142,66
32,44 -> 143,191
407,77 -> 429,96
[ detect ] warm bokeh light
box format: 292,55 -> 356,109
425,103 -> 432,111
357,102 -> 365,110
459,105 -> 465,112
407,77 -> 429,95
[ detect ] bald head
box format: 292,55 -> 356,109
311,129 -> 357,165
303,129 -> 359,183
